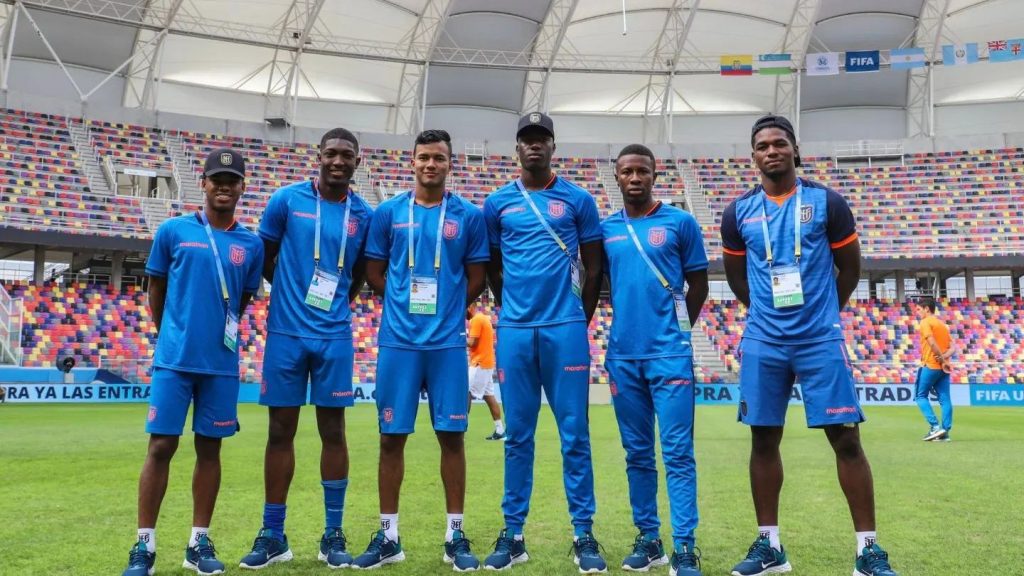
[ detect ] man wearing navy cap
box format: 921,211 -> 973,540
123,147 -> 264,576
721,114 -> 898,576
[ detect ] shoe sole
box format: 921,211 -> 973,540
731,561 -> 792,576
183,560 -> 224,575
352,551 -> 406,570
238,549 -> 293,570
444,553 -> 481,572
574,555 -> 608,574
924,429 -> 946,441
318,551 -> 352,569
484,553 -> 529,571
622,554 -> 669,572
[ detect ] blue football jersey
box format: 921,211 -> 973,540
602,204 -> 708,359
146,213 -> 263,376
483,176 -> 602,327
365,192 -> 489,349
720,178 -> 858,344
259,180 -> 373,339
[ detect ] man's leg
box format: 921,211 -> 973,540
138,434 -> 181,530
265,407 -> 301,506
824,425 -> 875,530
192,434 -> 222,528
379,434 -> 409,515
497,326 -> 542,534
914,367 -> 941,432
935,371 -> 953,433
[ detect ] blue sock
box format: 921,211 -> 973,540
674,538 -> 694,553
573,526 -> 592,539
643,530 -> 660,542
322,479 -> 348,532
506,526 -> 523,537
263,503 -> 287,540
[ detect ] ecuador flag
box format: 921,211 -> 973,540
720,55 -> 753,76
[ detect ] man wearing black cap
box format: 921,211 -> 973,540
720,115 -> 898,576
123,148 -> 264,576
482,112 -> 608,573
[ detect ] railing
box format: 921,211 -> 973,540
0,284 -> 22,365
834,140 -> 905,158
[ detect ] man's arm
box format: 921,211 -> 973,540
365,259 -> 387,297
579,240 -> 604,323
684,269 -> 710,325
262,239 -> 281,284
723,253 -> 750,308
466,262 -> 487,305
147,276 -> 168,334
832,238 -> 861,309
348,257 -> 368,303
239,292 -> 254,318
486,247 -> 503,308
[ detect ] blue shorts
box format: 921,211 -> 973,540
146,367 -> 240,438
260,333 -> 354,408
375,346 -> 469,434
737,338 -> 864,428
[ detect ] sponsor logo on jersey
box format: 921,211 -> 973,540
501,206 -> 526,216
292,211 -> 316,220
178,241 -> 209,249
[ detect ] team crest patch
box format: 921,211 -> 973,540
547,200 -> 565,218
800,204 -> 813,223
147,406 -> 157,422
647,227 -> 667,247
383,408 -> 394,423
497,368 -> 505,383
347,218 -> 359,237
529,113 -> 541,123
220,153 -> 233,165
229,244 -> 246,265
609,382 -> 618,396
443,219 -> 459,239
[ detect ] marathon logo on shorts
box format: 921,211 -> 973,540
147,406 -> 157,422
563,364 -> 588,372
647,227 -> 667,247
213,419 -> 237,427
443,219 -> 459,240
825,405 -> 858,415
383,407 -> 394,423
449,413 -> 467,420
332,390 -> 353,397
347,218 -> 359,237
547,200 -> 565,218
800,204 -> 813,223
229,244 -> 247,266
667,377 -> 692,386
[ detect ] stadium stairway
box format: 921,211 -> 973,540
165,134 -> 203,204
692,322 -> 737,383
678,160 -> 716,231
66,118 -> 113,195
596,159 -> 622,212
354,160 -> 377,206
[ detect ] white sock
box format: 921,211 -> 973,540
513,533 -> 524,541
446,514 -> 464,542
380,514 -> 399,541
758,526 -> 780,551
856,531 -> 877,555
137,528 -> 156,553
494,420 -> 505,435
189,527 -> 209,548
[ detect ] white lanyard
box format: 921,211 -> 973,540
198,211 -> 231,308
760,184 -> 802,266
313,179 -> 352,272
515,178 -> 572,258
407,191 -> 448,273
622,207 -> 672,291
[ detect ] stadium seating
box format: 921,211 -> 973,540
87,120 -> 174,171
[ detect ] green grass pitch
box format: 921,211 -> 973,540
1,403 -> 1022,575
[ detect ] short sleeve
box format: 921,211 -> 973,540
258,187 -> 290,243
469,315 -> 484,338
826,189 -> 858,248
355,203 -> 374,261
575,190 -> 602,244
920,318 -> 934,340
364,202 -> 392,261
245,238 -> 264,293
463,205 -> 490,264
483,196 -> 501,248
679,213 -> 709,273
145,221 -> 173,277
720,200 -> 746,255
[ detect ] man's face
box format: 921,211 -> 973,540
202,173 -> 244,213
615,154 -> 656,206
412,141 -> 451,189
319,138 -> 360,188
752,127 -> 797,179
516,129 -> 555,171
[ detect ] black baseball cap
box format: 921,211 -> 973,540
751,114 -> 801,167
203,147 -> 245,178
517,112 -> 555,140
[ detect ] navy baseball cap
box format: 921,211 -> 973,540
517,112 -> 555,140
751,114 -> 801,167
203,148 -> 245,178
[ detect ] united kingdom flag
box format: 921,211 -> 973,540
988,40 -> 1007,51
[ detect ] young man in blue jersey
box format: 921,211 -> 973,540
240,128 -> 373,570
482,113 -> 607,573
354,129 -> 488,571
123,148 -> 263,576
721,115 -> 898,576
602,144 -> 709,576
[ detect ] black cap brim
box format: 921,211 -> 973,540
204,168 -> 244,178
516,125 -> 554,140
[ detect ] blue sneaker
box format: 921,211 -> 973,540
855,543 -> 898,576
444,530 -> 481,572
572,532 -> 608,574
352,530 -> 405,569
670,544 -> 702,576
184,534 -> 225,575
239,528 -> 293,569
730,535 -> 790,575
483,529 -> 529,570
319,528 -> 354,569
122,540 -> 155,576
923,427 -> 946,441
622,533 -> 668,571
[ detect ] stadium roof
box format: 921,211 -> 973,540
3,0 -> 1024,130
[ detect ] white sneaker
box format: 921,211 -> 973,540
923,427 -> 946,441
